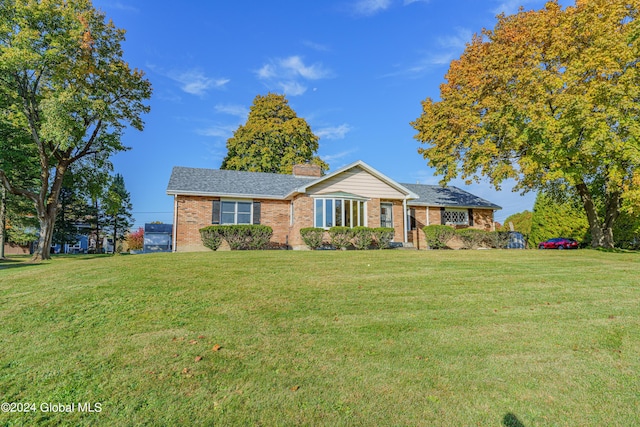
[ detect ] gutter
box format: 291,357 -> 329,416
403,197 -> 408,243
172,195 -> 178,252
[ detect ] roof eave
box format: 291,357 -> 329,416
408,202 -> 502,210
166,189 -> 288,200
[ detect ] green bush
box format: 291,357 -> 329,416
352,227 -> 374,250
199,226 -> 225,251
456,228 -> 488,249
372,227 -> 394,249
222,225 -> 273,250
423,225 -> 455,249
329,226 -> 354,249
300,227 -> 325,250
488,231 -> 511,249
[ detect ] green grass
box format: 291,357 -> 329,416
1,250 -> 639,426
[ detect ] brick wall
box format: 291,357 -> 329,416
175,195 -> 214,252
409,206 -> 495,249
255,199 -> 290,246
290,195 -> 314,248
175,196 -> 293,251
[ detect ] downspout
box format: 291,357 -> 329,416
403,198 -> 408,243
426,206 -> 430,226
172,195 -> 178,252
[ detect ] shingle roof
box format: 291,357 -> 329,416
402,183 -> 501,210
167,165 -> 501,210
166,167 -> 316,198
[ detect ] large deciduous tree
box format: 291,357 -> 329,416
412,0 -> 640,248
221,93 -> 328,174
0,0 -> 151,261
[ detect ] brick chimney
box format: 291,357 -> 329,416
292,163 -> 322,177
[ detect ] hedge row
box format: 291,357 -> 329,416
199,225 -> 273,250
300,227 -> 395,250
423,225 -> 512,249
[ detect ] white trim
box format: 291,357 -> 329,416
167,190 -> 290,200
403,198 -> 408,243
172,195 -> 178,252
426,206 -> 430,226
289,160 -> 419,200
220,199 -> 253,225
290,200 -> 294,227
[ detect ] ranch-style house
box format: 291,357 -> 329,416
166,160 -> 501,251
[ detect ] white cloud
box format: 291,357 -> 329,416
281,56 -> 331,80
384,27 -> 472,78
258,56 -> 332,81
196,126 -> 236,139
172,70 -> 229,96
316,124 -> 352,140
353,0 -> 392,16
492,0 -> 543,16
437,27 -> 473,50
214,104 -> 248,120
351,0 -> 428,16
99,1 -> 139,13
256,56 -> 332,97
321,150 -> 357,163
302,40 -> 331,52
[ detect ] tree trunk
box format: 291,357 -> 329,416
575,182 -> 616,249
31,164 -> 68,262
0,184 -> 6,260
32,210 -> 56,262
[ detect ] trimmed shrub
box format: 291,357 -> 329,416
300,227 -> 325,250
199,226 -> 225,251
352,227 -> 374,250
372,227 -> 394,249
329,226 -> 354,249
222,225 -> 273,250
488,231 -> 511,249
456,228 -> 488,249
423,225 -> 455,249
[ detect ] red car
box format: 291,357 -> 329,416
538,238 -> 579,250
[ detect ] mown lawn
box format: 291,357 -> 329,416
0,250 -> 639,426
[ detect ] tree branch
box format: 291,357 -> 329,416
0,169 -> 38,203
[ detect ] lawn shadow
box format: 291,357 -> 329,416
0,257 -> 41,270
503,413 -> 526,427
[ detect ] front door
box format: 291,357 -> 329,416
380,203 -> 393,228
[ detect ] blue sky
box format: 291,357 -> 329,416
93,0 -> 550,229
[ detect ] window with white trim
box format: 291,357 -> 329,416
221,200 -> 252,224
314,198 -> 366,229
442,209 -> 469,225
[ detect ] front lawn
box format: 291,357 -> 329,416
0,250 -> 638,426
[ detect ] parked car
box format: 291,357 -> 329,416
538,237 -> 578,250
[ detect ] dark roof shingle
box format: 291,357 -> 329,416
166,167 -> 315,198
402,183 -> 501,209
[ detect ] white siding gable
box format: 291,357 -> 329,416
306,166 -> 406,199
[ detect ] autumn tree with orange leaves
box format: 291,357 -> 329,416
412,0 -> 640,249
0,0 -> 151,261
